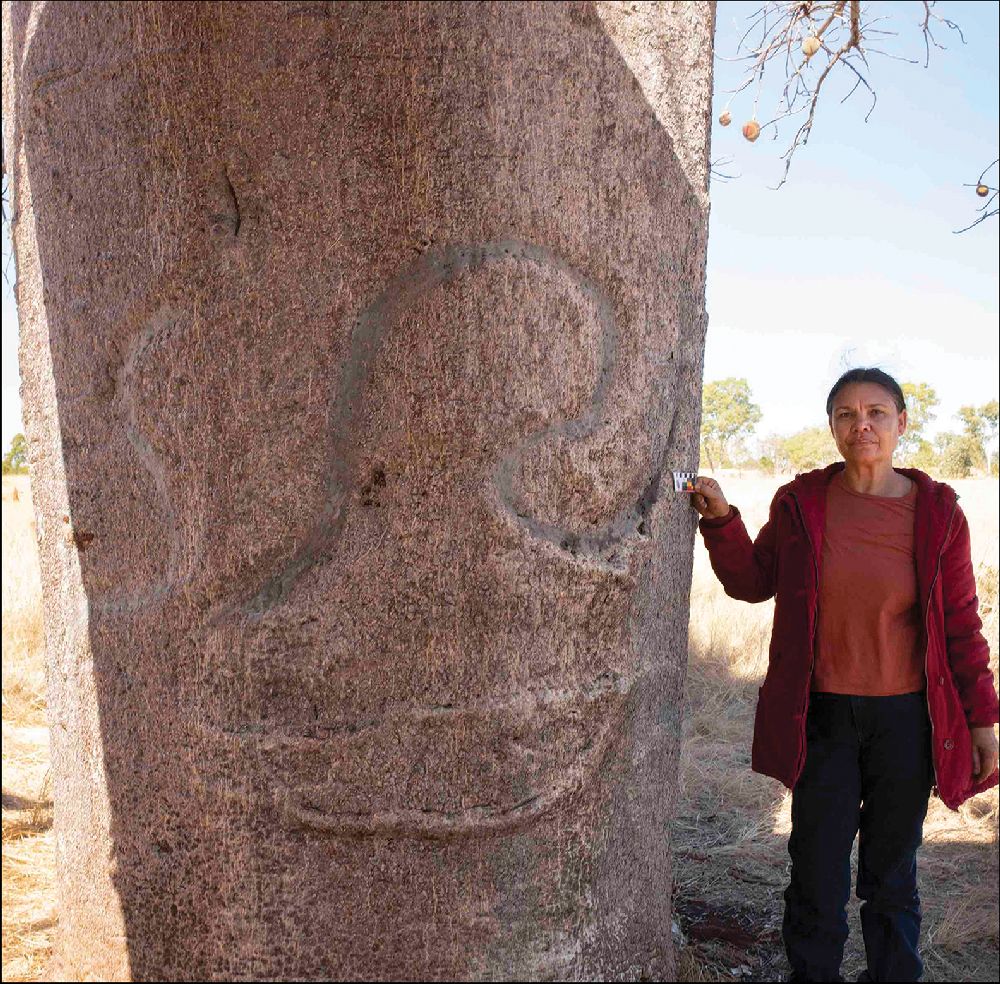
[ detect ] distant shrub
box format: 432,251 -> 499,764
2,433 -> 29,475
906,439 -> 938,474
937,433 -> 986,479
781,426 -> 839,471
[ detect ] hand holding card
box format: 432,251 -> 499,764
680,474 -> 731,520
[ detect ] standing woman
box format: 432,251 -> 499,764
688,367 -> 999,984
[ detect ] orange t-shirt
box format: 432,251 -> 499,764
811,471 -> 926,695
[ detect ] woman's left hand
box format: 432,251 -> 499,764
970,726 -> 999,783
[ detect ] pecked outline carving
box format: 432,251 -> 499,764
219,238 -> 677,621
88,163 -> 245,616
97,238 -> 677,618
94,240 -> 684,837
89,303 -> 204,615
218,669 -> 637,840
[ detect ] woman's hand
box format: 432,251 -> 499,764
688,476 -> 731,521
971,726 -> 999,783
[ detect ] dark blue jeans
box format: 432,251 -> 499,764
782,691 -> 934,983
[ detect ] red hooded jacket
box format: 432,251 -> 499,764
698,461 -> 999,811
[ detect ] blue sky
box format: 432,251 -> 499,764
706,0 -> 999,450
2,1 -> 998,455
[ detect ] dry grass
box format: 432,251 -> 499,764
1,472 -> 997,981
2,476 -> 45,730
2,475 -> 54,982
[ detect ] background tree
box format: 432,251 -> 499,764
983,398 -> 999,476
908,438 -> 939,474
957,403 -> 985,442
932,398 -> 998,478
897,381 -> 940,464
935,431 -> 983,479
756,431 -> 793,476
781,425 -> 840,472
2,431 -> 28,474
980,397 -> 999,453
700,377 -> 763,471
955,401 -> 995,473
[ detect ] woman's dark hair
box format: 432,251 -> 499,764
826,367 -> 906,418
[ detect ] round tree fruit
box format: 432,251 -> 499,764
742,120 -> 761,142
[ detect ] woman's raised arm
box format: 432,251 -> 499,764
690,477 -> 787,604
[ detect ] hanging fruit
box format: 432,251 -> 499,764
976,184 -> 990,197
719,111 -> 732,127
742,120 -> 761,142
802,36 -> 821,57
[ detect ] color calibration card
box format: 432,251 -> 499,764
672,471 -> 698,492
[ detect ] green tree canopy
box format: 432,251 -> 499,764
2,433 -> 29,475
897,382 -> 939,464
756,432 -> 792,476
935,431 -> 987,479
781,426 -> 839,472
954,401 -> 998,474
957,405 -> 985,442
700,377 -> 763,471
979,398 -> 998,447
907,439 -> 938,474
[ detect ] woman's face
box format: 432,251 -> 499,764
828,381 -> 908,466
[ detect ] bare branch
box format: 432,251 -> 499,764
835,54 -> 877,120
919,0 -> 966,67
976,159 -> 1000,185
953,202 -> 999,235
861,47 -> 922,65
717,1 -> 973,191
955,161 -> 1000,233
709,156 -> 741,182
770,37 -> 855,189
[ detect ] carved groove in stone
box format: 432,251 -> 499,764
228,239 -> 674,619
93,303 -> 200,614
263,669 -> 635,839
98,240 -> 679,621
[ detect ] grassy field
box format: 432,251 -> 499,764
2,471 -> 997,981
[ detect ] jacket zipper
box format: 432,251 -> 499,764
925,492 -> 960,800
788,491 -> 819,783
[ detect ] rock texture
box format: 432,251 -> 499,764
2,1 -> 714,979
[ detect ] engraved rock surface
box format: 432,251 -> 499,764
2,1 -> 714,979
